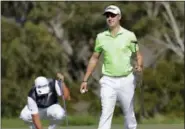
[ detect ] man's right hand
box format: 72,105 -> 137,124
32,114 -> 43,129
79,52 -> 100,94
80,82 -> 88,93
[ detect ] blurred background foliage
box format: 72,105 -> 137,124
1,1 -> 184,122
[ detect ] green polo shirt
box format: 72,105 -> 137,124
94,27 -> 139,76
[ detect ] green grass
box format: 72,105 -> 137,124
2,115 -> 184,128
1,125 -> 184,129
141,114 -> 184,124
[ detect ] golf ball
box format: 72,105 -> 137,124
81,89 -> 86,94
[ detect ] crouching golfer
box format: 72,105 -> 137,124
20,73 -> 70,129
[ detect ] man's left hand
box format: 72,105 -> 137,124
57,73 -> 64,81
135,65 -> 142,72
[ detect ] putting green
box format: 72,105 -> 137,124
2,124 -> 184,129
60,124 -> 184,129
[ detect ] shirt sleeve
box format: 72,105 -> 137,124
55,80 -> 62,96
129,32 -> 139,52
27,97 -> 38,114
94,35 -> 103,53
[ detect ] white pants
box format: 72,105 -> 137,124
98,73 -> 137,129
20,104 -> 65,129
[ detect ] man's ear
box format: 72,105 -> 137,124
118,14 -> 121,20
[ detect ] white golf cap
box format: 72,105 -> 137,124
103,5 -> 121,15
34,76 -> 50,95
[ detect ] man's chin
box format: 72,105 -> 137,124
108,24 -> 116,28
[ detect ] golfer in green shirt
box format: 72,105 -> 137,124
80,5 -> 143,129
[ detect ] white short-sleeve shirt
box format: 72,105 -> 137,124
27,80 -> 62,114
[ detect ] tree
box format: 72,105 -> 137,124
144,2 -> 184,61
1,1 -> 184,119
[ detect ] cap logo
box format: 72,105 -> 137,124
37,84 -> 48,88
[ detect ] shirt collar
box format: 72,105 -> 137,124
105,26 -> 124,36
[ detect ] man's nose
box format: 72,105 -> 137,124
107,16 -> 112,20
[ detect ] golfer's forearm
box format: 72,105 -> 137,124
61,82 -> 70,100
136,51 -> 143,67
32,115 -> 43,129
83,55 -> 99,82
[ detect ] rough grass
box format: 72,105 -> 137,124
2,115 -> 184,128
1,124 -> 184,129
